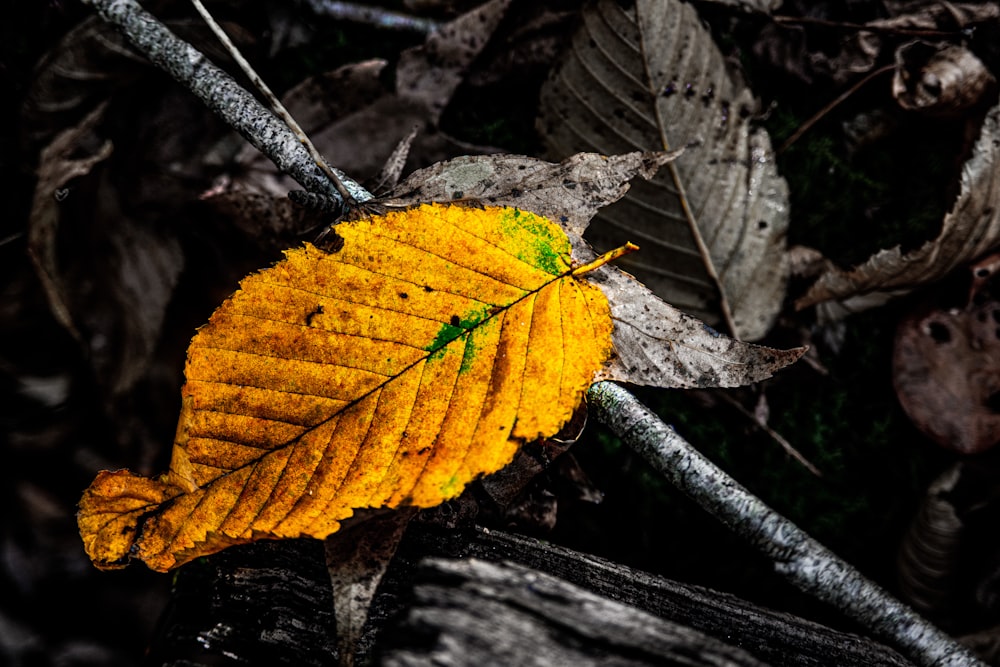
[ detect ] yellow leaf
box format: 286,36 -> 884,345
78,203 -> 617,571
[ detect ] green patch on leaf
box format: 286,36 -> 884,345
498,208 -> 569,276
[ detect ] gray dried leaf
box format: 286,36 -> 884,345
384,151 -> 679,240
370,124 -> 421,195
536,0 -> 789,341
385,151 -> 804,388
799,103 -> 1000,309
893,42 -> 996,116
591,267 -> 805,388
395,0 -> 511,119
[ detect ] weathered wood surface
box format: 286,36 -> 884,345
146,522 -> 915,666
379,557 -> 766,667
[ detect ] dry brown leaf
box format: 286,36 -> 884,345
759,2 -> 1000,87
699,0 -> 782,11
893,41 -> 996,117
799,103 -> 1000,310
386,151 -> 805,387
20,17 -> 147,151
536,0 -> 790,340
27,102 -> 114,341
324,509 -> 418,666
897,457 -> 1000,646
892,260 -> 1000,455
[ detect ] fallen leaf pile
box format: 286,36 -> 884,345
9,0 -> 1000,662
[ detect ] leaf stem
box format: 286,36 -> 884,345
778,64 -> 895,154
586,380 -> 986,667
572,242 -> 639,275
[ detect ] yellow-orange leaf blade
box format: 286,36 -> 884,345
78,203 -> 614,571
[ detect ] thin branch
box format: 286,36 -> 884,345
773,15 -> 963,39
586,381 -> 986,667
778,64 -> 895,153
189,0 -> 359,206
79,0 -> 372,205
303,0 -> 440,34
713,389 -> 822,476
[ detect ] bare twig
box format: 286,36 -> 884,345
586,381 -> 986,667
79,0 -> 372,205
773,15 -> 963,39
713,389 -> 822,476
779,64 -> 895,153
189,0 -> 360,207
303,0 -> 440,34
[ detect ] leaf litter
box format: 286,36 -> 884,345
79,150 -> 804,570
7,1 -> 1000,664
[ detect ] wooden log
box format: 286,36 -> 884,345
377,557 -> 766,666
146,521 -> 916,666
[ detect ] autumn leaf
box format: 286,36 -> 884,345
78,203 -> 619,571
892,254 -> 1000,455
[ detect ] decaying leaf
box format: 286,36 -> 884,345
799,102 -> 1000,311
536,0 -> 790,340
892,41 -> 995,117
78,203 -> 618,571
386,152 -> 805,387
892,258 -> 1000,455
897,458 -> 1000,635
20,17 -> 147,152
758,2 -> 1000,88
897,463 -> 964,619
699,0 -> 782,11
27,102 -> 113,340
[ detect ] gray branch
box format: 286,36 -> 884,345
302,0 -> 440,34
76,3 -> 983,666
79,0 -> 370,205
586,381 -> 986,667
